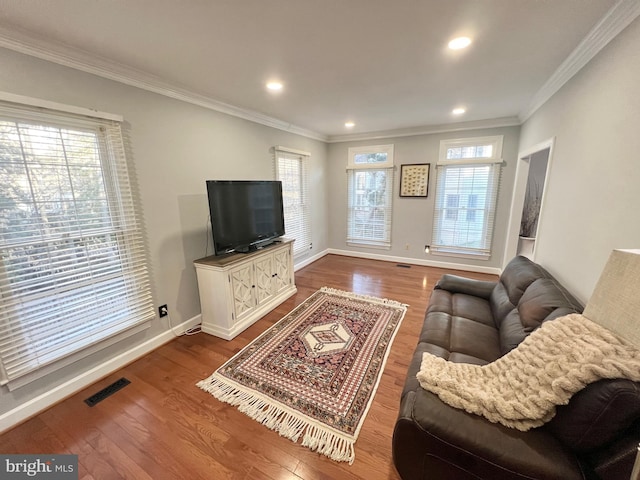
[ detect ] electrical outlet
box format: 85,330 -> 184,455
159,304 -> 168,318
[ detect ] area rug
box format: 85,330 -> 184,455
197,287 -> 407,464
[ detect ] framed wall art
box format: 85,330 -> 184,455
400,163 -> 430,197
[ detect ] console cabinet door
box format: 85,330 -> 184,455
254,254 -> 274,307
230,263 -> 255,323
272,248 -> 291,296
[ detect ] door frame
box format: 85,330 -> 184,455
503,137 -> 555,267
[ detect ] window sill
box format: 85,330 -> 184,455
346,241 -> 391,251
2,321 -> 151,391
430,249 -> 491,261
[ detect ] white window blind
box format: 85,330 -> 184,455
347,168 -> 394,248
0,103 -> 154,389
274,147 -> 311,258
346,145 -> 394,249
431,136 -> 503,259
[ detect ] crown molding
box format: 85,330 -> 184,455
2,0 -> 634,147
327,116 -> 521,143
519,0 -> 640,122
0,25 -> 515,145
0,25 -> 328,142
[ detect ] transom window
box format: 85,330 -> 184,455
353,152 -> 389,165
347,144 -> 394,169
445,144 -> 494,160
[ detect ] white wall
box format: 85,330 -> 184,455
0,47 -> 328,416
326,126 -> 521,270
519,17 -> 640,302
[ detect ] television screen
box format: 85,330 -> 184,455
207,180 -> 285,255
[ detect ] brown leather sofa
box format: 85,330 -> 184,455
393,256 -> 640,480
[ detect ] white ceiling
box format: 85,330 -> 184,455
0,0 -> 630,140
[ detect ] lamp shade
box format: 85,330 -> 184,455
583,249 -> 640,349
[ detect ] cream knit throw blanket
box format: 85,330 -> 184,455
417,313 -> 640,431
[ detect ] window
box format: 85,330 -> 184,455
445,194 -> 459,221
431,136 -> 503,259
466,194 -> 478,222
274,147 -> 311,258
347,145 -> 394,248
0,100 -> 154,389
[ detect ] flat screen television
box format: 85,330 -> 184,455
206,180 -> 285,255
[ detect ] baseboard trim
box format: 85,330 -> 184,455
0,315 -> 202,434
326,248 -> 502,275
293,249 -> 330,271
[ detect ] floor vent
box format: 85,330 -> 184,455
396,264 -> 412,268
84,378 -> 131,407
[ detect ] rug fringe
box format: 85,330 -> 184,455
319,286 -> 408,309
197,374 -> 356,464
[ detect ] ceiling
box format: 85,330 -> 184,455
0,0 -> 627,140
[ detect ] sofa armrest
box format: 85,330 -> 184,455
435,274 -> 497,300
546,379 -> 640,452
393,388 -> 585,480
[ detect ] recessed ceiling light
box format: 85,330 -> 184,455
266,81 -> 283,91
452,107 -> 466,115
448,37 -> 472,50
345,121 -> 355,128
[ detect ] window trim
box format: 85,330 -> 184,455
0,90 -> 123,122
431,136 -> 503,260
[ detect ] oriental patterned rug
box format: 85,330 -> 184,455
197,287 -> 407,464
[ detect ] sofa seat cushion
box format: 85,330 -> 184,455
421,289 -> 501,365
401,308 -> 501,399
428,288 -> 495,325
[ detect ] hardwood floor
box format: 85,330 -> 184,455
0,254 -> 497,480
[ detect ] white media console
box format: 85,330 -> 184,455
193,239 -> 297,340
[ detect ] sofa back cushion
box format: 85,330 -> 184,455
490,257 -> 544,325
491,256 -> 583,355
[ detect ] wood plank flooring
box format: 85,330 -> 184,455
0,254 -> 497,480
